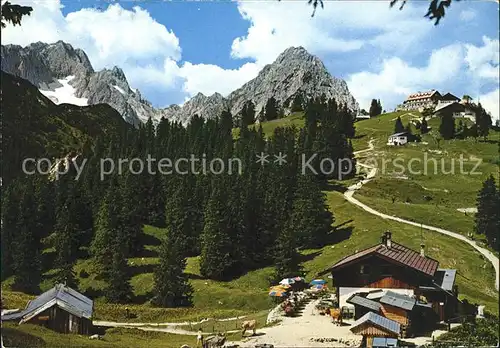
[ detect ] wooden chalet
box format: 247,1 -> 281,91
1,284 -> 93,335
331,232 -> 460,323
350,312 -> 400,348
347,290 -> 435,337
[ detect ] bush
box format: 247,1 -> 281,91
434,314 -> 499,347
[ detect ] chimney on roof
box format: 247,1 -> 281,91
420,243 -> 425,257
384,231 -> 392,248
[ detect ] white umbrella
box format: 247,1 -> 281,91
279,278 -> 296,286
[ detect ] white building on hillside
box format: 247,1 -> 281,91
387,132 -> 408,146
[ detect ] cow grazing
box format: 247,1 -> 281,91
330,308 -> 343,326
241,319 -> 257,336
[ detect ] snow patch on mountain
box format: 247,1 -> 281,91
113,85 -> 126,95
39,76 -> 88,106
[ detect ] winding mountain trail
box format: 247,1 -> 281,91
344,139 -> 500,291
93,315 -> 247,334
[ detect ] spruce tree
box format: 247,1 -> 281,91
91,182 -> 121,279
53,199 -> 79,288
106,242 -> 133,303
199,182 -> 238,280
289,174 -> 334,248
152,233 -> 193,307
474,175 -> 500,251
439,111 -> 455,139
394,116 -> 405,133
420,117 -> 429,134
369,99 -> 379,117
1,182 -> 19,280
120,172 -> 145,256
146,170 -> 166,227
12,179 -> 41,294
241,100 -> 256,127
264,97 -> 278,121
475,103 -> 492,140
273,222 -> 302,282
291,94 -> 304,112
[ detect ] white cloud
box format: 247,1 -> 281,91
348,38 -> 499,115
459,9 -> 477,22
2,1 -> 181,70
231,1 -> 430,64
465,36 -> 500,81
178,62 -> 261,97
347,44 -> 465,111
479,88 -> 500,123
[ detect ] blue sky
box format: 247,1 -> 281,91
2,0 -> 499,120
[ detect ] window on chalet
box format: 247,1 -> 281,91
360,265 -> 371,274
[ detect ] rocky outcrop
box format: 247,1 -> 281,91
227,47 -> 358,117
1,42 -> 358,126
1,41 -> 156,126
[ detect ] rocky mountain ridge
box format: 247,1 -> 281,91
1,42 -> 358,126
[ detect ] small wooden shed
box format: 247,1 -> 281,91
350,312 -> 400,348
1,284 -> 93,335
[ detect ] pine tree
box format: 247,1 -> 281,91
394,116 -> 405,133
377,99 -> 383,115
199,183 -> 238,280
152,233 -> 193,307
475,103 -> 492,140
12,179 -> 42,294
439,111 -> 455,139
165,176 -> 202,257
369,99 -> 380,117
1,182 -> 19,280
106,242 -> 133,303
273,222 -> 302,282
120,172 -> 145,256
53,199 -> 79,288
420,117 -> 429,134
289,174 -> 334,248
146,170 -> 166,227
91,182 -> 121,279
264,97 -> 278,121
291,94 -> 304,112
241,100 -> 256,127
474,175 -> 500,251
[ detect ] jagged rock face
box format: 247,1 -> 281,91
1,42 -> 358,126
175,92 -> 230,124
1,41 -> 156,126
228,47 -> 358,117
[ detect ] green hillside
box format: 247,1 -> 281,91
2,96 -> 498,348
352,111 -> 500,237
0,71 -> 132,184
2,185 -> 498,347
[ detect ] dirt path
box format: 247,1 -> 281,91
225,299 -> 360,348
345,140 -> 500,291
93,315 -> 247,333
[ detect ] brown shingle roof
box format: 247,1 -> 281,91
331,242 -> 439,277
406,90 -> 438,101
